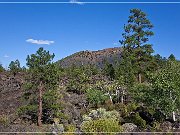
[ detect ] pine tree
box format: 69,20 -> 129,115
168,54 -> 176,61
103,60 -> 115,80
21,47 -> 60,126
0,63 -> 4,72
8,59 -> 21,76
120,9 -> 154,83
153,54 -> 167,69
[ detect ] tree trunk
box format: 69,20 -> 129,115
116,90 -> 120,103
38,81 -> 43,126
170,91 -> 176,122
121,89 -> 124,104
172,111 -> 176,121
138,73 -> 142,83
108,92 -> 113,103
137,26 -> 142,84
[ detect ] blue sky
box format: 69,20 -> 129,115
0,0 -> 180,67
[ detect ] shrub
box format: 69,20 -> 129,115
104,100 -> 115,111
151,121 -> 161,131
81,118 -> 123,135
131,113 -> 146,129
65,124 -> 76,135
81,108 -> 122,134
126,103 -> 138,114
82,108 -> 120,121
153,109 -> 166,122
114,103 -> 128,117
0,114 -> 10,126
86,89 -> 108,107
0,64 -> 4,72
17,105 -> 38,123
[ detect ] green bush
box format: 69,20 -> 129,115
153,110 -> 166,122
82,108 -> 120,121
17,105 -> 38,122
131,113 -> 146,129
0,114 -> 10,126
114,103 -> 139,118
65,124 -> 76,135
81,118 -> 123,135
151,121 -> 161,131
126,103 -> 138,114
114,103 -> 128,117
0,64 -> 4,72
86,89 -> 108,107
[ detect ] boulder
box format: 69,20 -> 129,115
160,121 -> 172,131
122,123 -> 138,132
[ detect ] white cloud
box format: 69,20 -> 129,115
69,0 -> 84,5
26,38 -> 54,45
4,55 -> 9,58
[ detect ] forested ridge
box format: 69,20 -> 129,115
0,9 -> 180,134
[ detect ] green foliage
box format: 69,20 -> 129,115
120,8 -> 154,83
17,105 -> 38,122
92,80 -> 122,104
85,64 -> 99,76
66,65 -> 91,94
151,122 -> 161,131
115,56 -> 136,87
130,83 -> 151,105
168,54 -> 176,61
147,61 -> 180,115
153,54 -> 167,69
131,61 -> 180,118
153,110 -> 166,122
65,124 -> 76,135
0,64 -> 4,72
83,108 -> 120,122
8,59 -> 21,76
26,48 -> 58,89
126,103 -> 139,114
114,103 -> 138,118
103,61 -> 115,80
130,113 -> 146,129
86,89 -> 108,107
82,108 -> 122,134
114,103 -> 128,117
0,114 -> 10,126
26,47 -> 55,69
81,118 -> 123,134
19,47 -> 62,124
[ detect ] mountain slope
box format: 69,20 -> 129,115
58,47 -> 123,68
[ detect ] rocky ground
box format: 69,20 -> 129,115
0,71 -> 180,134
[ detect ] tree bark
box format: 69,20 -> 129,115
38,81 -> 43,126
137,22 -> 142,84
108,92 -> 113,103
121,89 -> 124,104
170,91 -> 176,122
172,111 -> 176,121
138,73 -> 142,83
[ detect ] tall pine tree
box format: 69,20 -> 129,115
120,9 -> 154,83
19,48 -> 61,126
